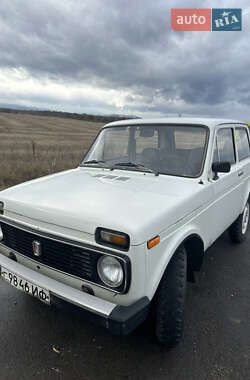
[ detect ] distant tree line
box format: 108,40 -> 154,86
0,108 -> 138,123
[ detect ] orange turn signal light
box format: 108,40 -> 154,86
99,229 -> 129,248
109,233 -> 127,247
147,235 -> 160,249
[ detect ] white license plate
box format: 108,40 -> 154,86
1,267 -> 50,305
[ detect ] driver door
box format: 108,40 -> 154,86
211,126 -> 242,240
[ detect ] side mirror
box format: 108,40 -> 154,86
212,161 -> 231,180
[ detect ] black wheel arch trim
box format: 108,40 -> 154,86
171,233 -> 205,283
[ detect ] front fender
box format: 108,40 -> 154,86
145,223 -> 205,301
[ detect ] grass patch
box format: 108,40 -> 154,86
0,112 -> 103,188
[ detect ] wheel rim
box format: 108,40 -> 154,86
242,203 -> 249,235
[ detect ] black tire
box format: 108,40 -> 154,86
229,201 -> 249,243
155,245 -> 187,349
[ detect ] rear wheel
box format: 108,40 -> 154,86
229,201 -> 249,243
154,246 -> 187,349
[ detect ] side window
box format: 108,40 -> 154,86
235,127 -> 250,161
213,128 -> 236,164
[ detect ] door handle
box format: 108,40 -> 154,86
238,170 -> 244,177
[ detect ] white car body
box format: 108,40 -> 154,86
0,117 -> 250,335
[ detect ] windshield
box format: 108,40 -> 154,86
80,125 -> 208,177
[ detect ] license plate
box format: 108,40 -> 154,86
1,267 -> 50,305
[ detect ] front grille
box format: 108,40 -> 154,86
0,222 -> 101,282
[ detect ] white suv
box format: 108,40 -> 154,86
0,118 -> 249,349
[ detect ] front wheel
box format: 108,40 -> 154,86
155,246 -> 187,349
229,201 -> 249,243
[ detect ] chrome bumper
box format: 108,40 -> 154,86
0,250 -> 149,335
0,251 -> 116,317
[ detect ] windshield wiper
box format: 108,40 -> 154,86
111,162 -> 159,176
83,160 -> 106,165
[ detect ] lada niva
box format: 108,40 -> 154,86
0,118 -> 249,349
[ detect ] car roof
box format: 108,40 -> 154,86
105,117 -> 246,129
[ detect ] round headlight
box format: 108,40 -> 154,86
97,256 -> 124,288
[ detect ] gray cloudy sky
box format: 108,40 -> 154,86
0,0 -> 249,119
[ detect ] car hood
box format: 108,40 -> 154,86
0,168 -> 206,245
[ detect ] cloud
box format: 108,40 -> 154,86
0,0 -> 249,119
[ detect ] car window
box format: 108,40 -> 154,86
103,127 -> 130,161
213,128 -> 235,164
174,129 -> 206,149
235,127 -> 250,161
134,127 -> 158,154
82,125 -> 208,177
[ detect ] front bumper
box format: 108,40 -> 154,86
0,251 -> 149,335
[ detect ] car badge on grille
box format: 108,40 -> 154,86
32,240 -> 42,257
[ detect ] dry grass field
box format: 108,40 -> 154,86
0,112 -> 103,189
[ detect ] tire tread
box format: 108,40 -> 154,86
155,245 -> 187,349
